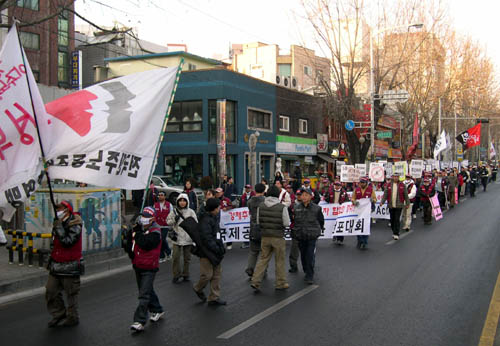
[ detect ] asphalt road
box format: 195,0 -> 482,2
1,184 -> 500,346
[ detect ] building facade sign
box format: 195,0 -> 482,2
276,135 -> 317,155
317,134 -> 328,153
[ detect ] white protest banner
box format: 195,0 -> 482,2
410,160 -> 424,178
394,161 -> 407,176
336,160 -> 345,172
355,163 -> 367,177
385,163 -> 393,178
219,200 -> 373,242
372,191 -> 389,219
340,165 -> 359,182
0,24 -> 47,220
441,161 -> 451,170
369,162 -> 385,182
452,161 -> 459,169
425,165 -> 433,172
43,66 -> 179,189
462,159 -> 469,167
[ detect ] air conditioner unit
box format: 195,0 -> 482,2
275,75 -> 287,86
283,76 -> 291,88
291,76 -> 298,89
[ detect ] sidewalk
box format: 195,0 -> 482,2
0,245 -> 132,305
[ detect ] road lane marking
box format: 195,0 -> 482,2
478,270 -> 500,346
385,230 -> 414,245
217,285 -> 319,339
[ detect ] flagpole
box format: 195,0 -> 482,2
140,58 -> 185,212
14,23 -> 58,217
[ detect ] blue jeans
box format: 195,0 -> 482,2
357,235 -> 369,246
134,269 -> 163,324
298,239 -> 317,280
160,227 -> 171,258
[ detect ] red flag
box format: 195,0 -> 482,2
456,123 -> 481,150
406,113 -> 419,159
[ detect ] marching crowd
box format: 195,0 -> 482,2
42,163 -> 498,333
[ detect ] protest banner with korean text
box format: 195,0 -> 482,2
0,25 -> 47,220
410,160 -> 424,178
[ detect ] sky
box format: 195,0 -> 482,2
75,0 -> 500,76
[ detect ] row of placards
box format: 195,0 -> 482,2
340,160 -> 467,182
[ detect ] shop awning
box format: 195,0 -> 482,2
317,153 -> 336,163
279,155 -> 300,161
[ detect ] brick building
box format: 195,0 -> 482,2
7,0 -> 75,88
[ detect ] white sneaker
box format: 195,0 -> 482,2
167,254 -> 172,261
159,258 -> 167,264
393,235 -> 399,240
130,322 -> 144,332
226,244 -> 232,250
412,214 -> 416,219
150,312 -> 165,322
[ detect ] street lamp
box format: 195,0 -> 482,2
369,23 -> 424,161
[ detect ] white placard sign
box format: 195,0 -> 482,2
355,163 -> 367,177
410,160 -> 424,178
394,161 -> 407,176
341,165 -> 360,182
369,163 -> 385,182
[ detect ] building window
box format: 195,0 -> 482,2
19,31 -> 39,50
166,100 -> 202,132
58,14 -> 69,47
164,154 -> 203,184
299,119 -> 308,134
278,63 -> 291,76
248,108 -> 272,131
188,63 -> 197,71
304,65 -> 312,76
209,100 -> 236,143
57,51 -> 68,85
279,115 -> 290,132
17,0 -> 38,10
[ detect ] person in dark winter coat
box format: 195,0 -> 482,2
223,177 -> 236,201
130,206 -> 164,332
193,198 -> 227,306
183,180 -> 198,212
245,183 -> 266,277
292,188 -> 324,284
418,178 -> 435,225
46,200 -> 83,328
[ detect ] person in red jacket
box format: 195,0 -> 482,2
154,191 -> 172,263
325,179 -> 349,245
46,200 -> 83,328
240,184 -> 256,207
130,207 -> 164,332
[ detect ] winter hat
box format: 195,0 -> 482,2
142,206 -> 155,218
205,198 -> 220,212
57,200 -> 74,214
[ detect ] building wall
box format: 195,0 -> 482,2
154,69 -> 277,192
233,42 -> 278,82
106,55 -> 217,78
9,0 -> 75,88
290,45 -> 331,91
78,43 -> 127,88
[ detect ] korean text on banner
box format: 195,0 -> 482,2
430,194 -> 443,221
43,67 -> 178,190
218,200 -> 372,243
341,165 -> 360,182
369,162 -> 385,182
0,24 -> 47,221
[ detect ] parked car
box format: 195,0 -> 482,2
151,175 -> 204,208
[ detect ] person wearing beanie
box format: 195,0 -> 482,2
418,178 -> 436,225
193,198 -> 227,306
46,200 -> 83,328
251,185 -> 291,292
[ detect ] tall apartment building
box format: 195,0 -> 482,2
6,0 -> 75,88
232,42 -> 330,93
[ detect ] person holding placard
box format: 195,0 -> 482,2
418,177 -> 436,225
380,173 -> 410,240
402,175 -> 417,232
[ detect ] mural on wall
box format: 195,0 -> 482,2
24,189 -> 122,253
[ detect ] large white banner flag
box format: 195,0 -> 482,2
433,130 -> 449,160
43,67 -> 179,189
0,25 -> 47,220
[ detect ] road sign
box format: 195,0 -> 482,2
376,131 -> 392,139
457,147 -> 463,155
345,120 -> 355,131
382,89 -> 409,103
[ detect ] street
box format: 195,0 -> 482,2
1,185 -> 499,346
